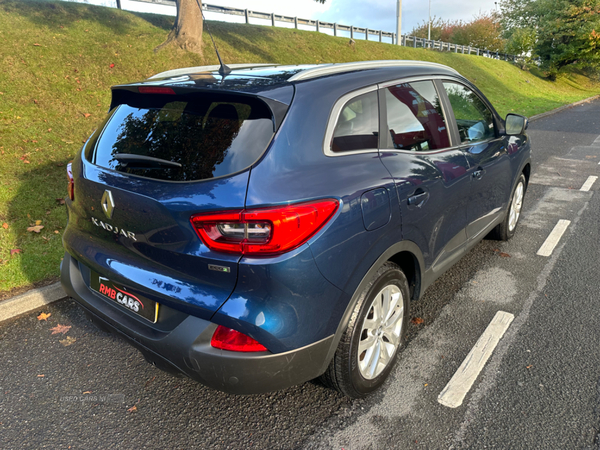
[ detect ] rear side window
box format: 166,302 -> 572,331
442,82 -> 495,144
384,80 -> 450,152
331,91 -> 379,153
89,94 -> 274,181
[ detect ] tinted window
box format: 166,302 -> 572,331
331,91 -> 379,153
443,82 -> 495,144
384,80 -> 450,151
90,95 -> 274,181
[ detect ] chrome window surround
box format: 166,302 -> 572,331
324,75 -> 461,157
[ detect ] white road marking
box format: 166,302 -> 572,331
536,219 -> 571,257
438,311 -> 514,409
580,175 -> 598,191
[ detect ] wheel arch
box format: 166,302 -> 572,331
318,241 -> 425,376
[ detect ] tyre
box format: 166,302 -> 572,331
320,262 -> 410,398
492,173 -> 526,241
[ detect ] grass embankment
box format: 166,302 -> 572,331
0,0 -> 598,296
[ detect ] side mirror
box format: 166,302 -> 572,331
505,114 -> 528,135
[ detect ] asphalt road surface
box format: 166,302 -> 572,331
1,98 -> 600,450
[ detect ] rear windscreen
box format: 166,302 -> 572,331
88,93 -> 274,181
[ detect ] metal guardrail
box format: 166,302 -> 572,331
126,0 -> 525,63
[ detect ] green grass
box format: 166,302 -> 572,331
0,0 -> 598,295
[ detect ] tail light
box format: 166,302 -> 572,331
190,199 -> 339,256
211,325 -> 267,352
66,162 -> 74,201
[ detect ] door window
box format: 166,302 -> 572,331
383,80 -> 450,152
443,82 -> 495,144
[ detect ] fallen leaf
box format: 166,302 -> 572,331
50,324 -> 71,335
46,210 -> 51,215
83,113 -> 91,118
127,405 -> 137,413
2,223 -> 7,229
23,160 -> 30,164
37,312 -> 51,321
411,317 -> 424,325
10,249 -> 22,256
109,63 -> 115,69
499,252 -> 511,258
27,225 -> 44,233
35,220 -> 42,226
54,230 -> 59,234
59,336 -> 76,346
47,128 -> 52,132
56,198 -> 65,205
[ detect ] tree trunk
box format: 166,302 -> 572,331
155,0 -> 203,54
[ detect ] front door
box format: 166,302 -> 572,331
441,81 -> 512,240
378,79 -> 471,274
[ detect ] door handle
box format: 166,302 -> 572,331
472,169 -> 483,180
407,190 -> 428,206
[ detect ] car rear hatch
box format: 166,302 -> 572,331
63,84 -> 286,320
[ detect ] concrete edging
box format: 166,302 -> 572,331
529,95 -> 600,122
0,282 -> 66,323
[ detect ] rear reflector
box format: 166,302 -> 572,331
66,162 -> 74,201
138,86 -> 176,95
190,199 -> 339,256
211,325 -> 267,352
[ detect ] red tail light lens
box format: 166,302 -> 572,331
66,162 -> 74,201
190,199 -> 339,256
210,325 -> 267,352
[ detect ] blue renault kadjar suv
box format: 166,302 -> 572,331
61,60 -> 531,398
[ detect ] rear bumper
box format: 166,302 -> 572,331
60,252 -> 334,394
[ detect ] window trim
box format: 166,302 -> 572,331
323,85 -> 379,157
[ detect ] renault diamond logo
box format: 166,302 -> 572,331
101,190 -> 115,220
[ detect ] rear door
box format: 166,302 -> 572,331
63,90 -> 276,319
440,81 -> 512,241
377,79 -> 471,274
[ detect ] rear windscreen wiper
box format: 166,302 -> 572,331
113,153 -> 182,169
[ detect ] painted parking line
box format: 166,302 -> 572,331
438,311 -> 514,409
580,175 -> 598,191
536,219 -> 571,257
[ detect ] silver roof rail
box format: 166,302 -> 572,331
148,63 -> 276,80
288,60 -> 459,82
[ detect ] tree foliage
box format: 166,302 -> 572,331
500,0 -> 600,76
409,13 -> 505,52
505,27 -> 536,68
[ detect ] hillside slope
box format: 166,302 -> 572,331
0,0 -> 598,294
